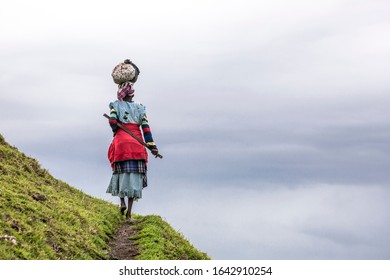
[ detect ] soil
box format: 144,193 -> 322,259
108,220 -> 139,260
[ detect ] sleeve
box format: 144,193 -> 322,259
108,102 -> 119,133
141,115 -> 157,150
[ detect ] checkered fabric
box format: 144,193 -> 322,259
113,160 -> 147,174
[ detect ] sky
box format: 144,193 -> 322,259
1,0 -> 390,259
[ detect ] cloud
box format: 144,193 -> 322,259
1,0 -> 390,259
147,183 -> 390,259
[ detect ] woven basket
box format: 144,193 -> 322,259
111,62 -> 137,85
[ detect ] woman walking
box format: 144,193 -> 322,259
106,59 -> 159,220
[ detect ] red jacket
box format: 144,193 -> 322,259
108,123 -> 148,169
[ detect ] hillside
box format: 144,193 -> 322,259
0,134 -> 209,260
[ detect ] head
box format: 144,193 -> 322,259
112,59 -> 140,101
117,81 -> 135,101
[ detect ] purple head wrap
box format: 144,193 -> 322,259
117,82 -> 135,101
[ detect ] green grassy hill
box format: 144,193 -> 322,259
0,134 -> 209,260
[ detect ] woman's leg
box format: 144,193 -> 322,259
126,197 -> 134,220
120,197 -> 126,215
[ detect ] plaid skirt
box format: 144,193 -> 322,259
106,160 -> 147,199
112,160 -> 147,174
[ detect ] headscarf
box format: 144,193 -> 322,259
117,81 -> 135,101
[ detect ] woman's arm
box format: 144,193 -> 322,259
108,108 -> 119,133
141,115 -> 158,154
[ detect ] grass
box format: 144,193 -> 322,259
0,134 -> 210,260
0,134 -> 122,259
131,215 -> 210,260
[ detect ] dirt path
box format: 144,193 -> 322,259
108,221 -> 139,260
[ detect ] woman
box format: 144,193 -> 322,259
106,59 -> 158,220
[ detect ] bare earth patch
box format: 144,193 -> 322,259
109,221 -> 139,260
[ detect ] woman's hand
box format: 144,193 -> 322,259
151,148 -> 159,157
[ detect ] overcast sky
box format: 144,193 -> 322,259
1,0 -> 390,259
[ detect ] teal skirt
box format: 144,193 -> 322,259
106,173 -> 145,199
106,160 -> 148,199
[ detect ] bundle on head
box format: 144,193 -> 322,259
111,59 -> 140,85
